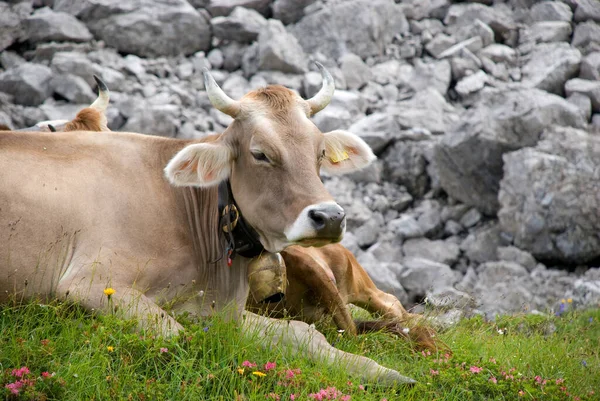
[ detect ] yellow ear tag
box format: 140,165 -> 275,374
329,150 -> 349,164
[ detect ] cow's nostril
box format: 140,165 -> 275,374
308,209 -> 327,230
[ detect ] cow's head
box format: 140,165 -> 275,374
165,64 -> 375,252
16,75 -> 110,133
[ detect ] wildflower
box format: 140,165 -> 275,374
267,393 -> 281,400
290,394 -> 297,400
242,360 -> 257,368
518,390 -> 525,397
402,327 -> 410,334
567,298 -> 572,303
41,372 -> 51,379
107,346 -> 114,352
264,361 -> 276,371
103,287 -> 116,296
560,298 -> 566,304
159,347 -> 168,353
497,329 -> 504,335
556,378 -> 565,384
581,360 -> 587,367
489,357 -> 497,364
341,396 -> 351,401
41,339 -> 50,346
589,317 -> 593,323
534,375 -> 542,384
252,371 -> 266,377
430,369 -> 439,376
470,366 -> 483,374
358,384 -> 365,391
5,381 -> 24,395
489,377 -> 497,384
203,326 -> 209,332
285,369 -> 301,379
11,367 -> 30,378
237,368 -> 245,375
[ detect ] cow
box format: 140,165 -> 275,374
22,74 -> 441,353
0,64 -> 415,385
0,75 -> 110,133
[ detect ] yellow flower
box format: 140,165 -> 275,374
560,299 -> 566,304
237,368 -> 245,375
567,298 -> 573,303
252,371 -> 266,377
104,288 -> 116,296
107,346 -> 114,352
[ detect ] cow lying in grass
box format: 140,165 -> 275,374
20,74 -> 440,353
1,65 -> 419,385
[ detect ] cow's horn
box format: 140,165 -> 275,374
203,68 -> 241,118
90,75 -> 110,111
306,62 -> 335,116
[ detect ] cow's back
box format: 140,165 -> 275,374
0,131 -> 194,302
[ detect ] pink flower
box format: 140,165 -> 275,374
285,369 -> 301,379
242,360 -> 257,368
489,376 -> 497,384
534,375 -> 542,384
556,378 -> 565,384
358,384 -> 365,391
160,347 -> 168,353
11,367 -> 30,378
489,357 -> 497,364
430,369 -> 439,376
266,393 -> 280,400
290,395 -> 297,401
264,361 -> 276,371
518,390 -> 525,397
41,371 -> 51,378
5,381 -> 24,395
470,366 -> 483,374
341,396 -> 351,401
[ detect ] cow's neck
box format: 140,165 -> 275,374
179,186 -> 250,319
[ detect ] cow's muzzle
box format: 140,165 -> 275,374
285,202 -> 346,245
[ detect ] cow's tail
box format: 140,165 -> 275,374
354,318 -> 450,354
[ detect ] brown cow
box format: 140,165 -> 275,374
0,65 -> 415,384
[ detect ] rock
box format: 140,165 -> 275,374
354,214 -> 384,248
0,51 -> 26,70
474,261 -> 533,317
459,208 -> 482,228
51,52 -> 97,87
454,19 -> 495,47
565,78 -> 600,113
403,238 -> 461,266
64,0 -> 212,57
289,0 -> 408,60
399,257 -> 455,297
388,215 -> 424,240
340,53 -> 372,90
478,44 -> 517,64
566,93 -> 593,121
574,0 -> 600,23
387,88 -> 459,135
436,37 -> 484,60
444,3 -> 516,39
256,20 -> 307,74
450,55 -> 482,81
409,59 -> 451,96
580,52 -> 600,80
121,103 -> 181,137
496,246 -> 537,272
435,88 -> 585,214
0,63 -> 53,106
382,140 -> 431,198
426,288 -> 475,311
206,0 -> 272,17
357,252 -> 407,302
415,199 -> 444,237
50,74 -> 95,104
521,42 -> 581,95
569,279 -> 600,308
272,0 -> 317,25
572,21 -> 600,55
528,21 -> 572,44
499,126 -> 600,263
425,34 -> 456,58
221,42 -> 248,71
0,2 -> 29,52
530,1 -> 573,22
347,113 -> 398,155
311,106 -> 354,133
455,70 -> 488,97
461,224 -> 503,264
211,6 -> 266,43
24,7 -> 93,45
370,60 -> 409,86
207,49 -> 224,70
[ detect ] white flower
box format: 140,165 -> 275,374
402,327 -> 410,334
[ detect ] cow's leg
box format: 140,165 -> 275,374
57,280 -> 183,336
242,311 -> 415,385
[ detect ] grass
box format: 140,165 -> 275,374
0,301 -> 598,401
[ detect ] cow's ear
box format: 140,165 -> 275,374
321,130 -> 376,175
165,142 -> 232,187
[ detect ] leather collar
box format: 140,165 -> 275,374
217,180 -> 264,260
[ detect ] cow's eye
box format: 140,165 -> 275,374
251,151 -> 270,163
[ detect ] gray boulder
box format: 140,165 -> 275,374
565,78 -> 600,113
211,6 -> 266,43
474,261 -> 533,317
357,253 -> 408,304
0,2 -> 30,52
382,140 -> 432,198
580,52 -> 600,80
521,42 -> 581,95
206,0 -> 272,17
496,246 -> 537,272
499,126 -> 600,263
257,19 -> 307,74
388,215 -> 424,240
0,63 -> 53,106
347,113 -> 398,155
444,3 -> 515,38
121,103 -> 181,137
50,74 -> 95,104
272,0 -> 317,25
25,7 -> 93,45
460,223 -> 503,264
530,1 -> 573,22
403,238 -> 461,266
572,21 -> 600,55
574,0 -> 600,23
340,53 -> 372,90
56,0 -> 211,57
528,21 -> 572,44
289,0 -> 408,60
399,257 -> 455,297
434,88 -> 585,215
51,52 -> 97,87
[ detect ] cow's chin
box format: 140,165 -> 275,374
260,236 -> 342,253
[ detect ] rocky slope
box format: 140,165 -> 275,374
1,0 -> 600,321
